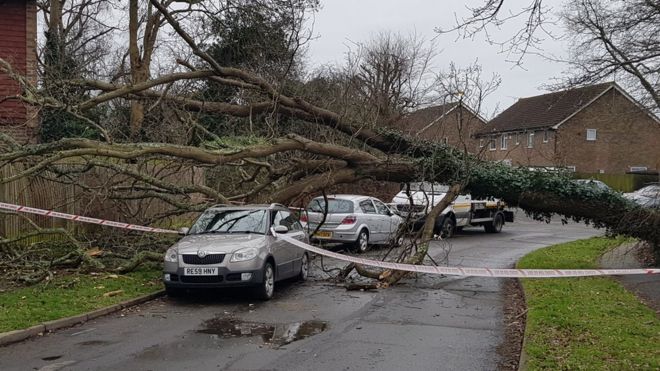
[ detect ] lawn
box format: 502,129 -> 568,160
0,267 -> 162,333
517,237 -> 659,370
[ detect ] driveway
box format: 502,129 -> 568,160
0,214 -> 600,371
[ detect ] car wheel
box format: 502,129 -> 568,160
438,218 -> 455,239
255,262 -> 275,300
353,229 -> 369,253
298,253 -> 309,281
485,214 -> 504,233
165,286 -> 183,298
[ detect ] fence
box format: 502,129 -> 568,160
575,172 -> 659,192
0,163 -> 206,241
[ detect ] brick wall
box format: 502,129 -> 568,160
0,0 -> 38,144
556,89 -> 660,173
478,128 -> 558,167
415,106 -> 483,151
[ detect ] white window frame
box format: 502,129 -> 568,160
479,138 -> 485,148
586,129 -> 597,141
502,159 -> 512,166
501,134 -> 508,150
515,132 -> 520,145
630,166 -> 648,172
566,166 -> 576,172
489,137 -> 496,151
543,130 -> 549,143
527,132 -> 534,148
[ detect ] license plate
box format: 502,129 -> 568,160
184,267 -> 218,276
313,231 -> 332,238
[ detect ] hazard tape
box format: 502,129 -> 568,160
0,202 -> 178,234
276,234 -> 660,278
2,201 -> 658,277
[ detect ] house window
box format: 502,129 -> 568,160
527,132 -> 534,148
515,132 -> 520,145
479,139 -> 484,148
586,129 -> 597,141
543,130 -> 549,143
502,159 -> 512,166
566,166 -> 576,172
489,137 -> 496,151
630,166 -> 648,172
501,134 -> 508,150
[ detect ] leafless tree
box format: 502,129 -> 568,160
559,0 -> 659,111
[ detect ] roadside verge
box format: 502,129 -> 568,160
516,237 -> 659,370
0,290 -> 163,346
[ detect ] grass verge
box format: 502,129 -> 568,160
517,237 -> 659,370
0,267 -> 162,333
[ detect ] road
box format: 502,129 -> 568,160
0,214 -> 600,371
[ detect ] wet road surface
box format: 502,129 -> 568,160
0,214 -> 600,370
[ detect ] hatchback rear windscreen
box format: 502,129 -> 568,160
307,199 -> 354,214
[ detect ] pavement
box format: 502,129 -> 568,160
0,213 -> 601,371
600,242 -> 660,313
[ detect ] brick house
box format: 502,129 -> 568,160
475,82 -> 660,174
0,0 -> 38,144
391,102 -> 486,151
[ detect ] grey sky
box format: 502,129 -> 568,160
306,0 -> 569,118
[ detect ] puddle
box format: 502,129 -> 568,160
41,355 -> 62,361
197,318 -> 327,346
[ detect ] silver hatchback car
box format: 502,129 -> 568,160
163,204 -> 309,300
300,195 -> 403,253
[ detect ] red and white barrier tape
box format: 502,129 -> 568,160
0,202 -> 178,234
2,201 -> 658,277
277,234 -> 660,278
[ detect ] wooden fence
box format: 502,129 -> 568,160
0,163 -> 206,240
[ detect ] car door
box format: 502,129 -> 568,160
373,198 -> 396,242
272,210 -> 306,278
358,199 -> 381,242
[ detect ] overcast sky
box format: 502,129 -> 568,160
306,0 -> 569,118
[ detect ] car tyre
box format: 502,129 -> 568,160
437,217 -> 455,239
485,213 -> 504,233
298,253 -> 309,281
255,262 -> 275,300
352,229 -> 369,253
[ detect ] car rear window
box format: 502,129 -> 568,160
307,198 -> 354,214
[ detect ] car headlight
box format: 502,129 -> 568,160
230,247 -> 258,262
164,248 -> 178,262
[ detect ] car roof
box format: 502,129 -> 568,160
310,194 -> 372,202
206,203 -> 288,212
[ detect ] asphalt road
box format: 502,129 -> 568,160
0,213 -> 600,371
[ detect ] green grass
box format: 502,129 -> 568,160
0,267 -> 162,333
518,237 -> 660,370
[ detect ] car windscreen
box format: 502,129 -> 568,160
408,182 -> 449,194
307,198 -> 354,214
189,209 -> 268,234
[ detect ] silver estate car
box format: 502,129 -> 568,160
300,195 -> 403,253
163,204 -> 309,300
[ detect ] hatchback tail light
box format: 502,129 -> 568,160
299,213 -> 308,222
341,215 -> 357,224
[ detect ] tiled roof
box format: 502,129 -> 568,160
478,82 -> 615,134
391,102 -> 459,135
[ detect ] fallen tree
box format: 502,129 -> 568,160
0,0 -> 658,287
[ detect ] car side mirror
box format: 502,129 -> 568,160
272,225 -> 289,234
178,227 -> 190,236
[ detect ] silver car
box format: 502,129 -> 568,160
300,195 -> 403,253
624,184 -> 660,208
163,204 -> 309,300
